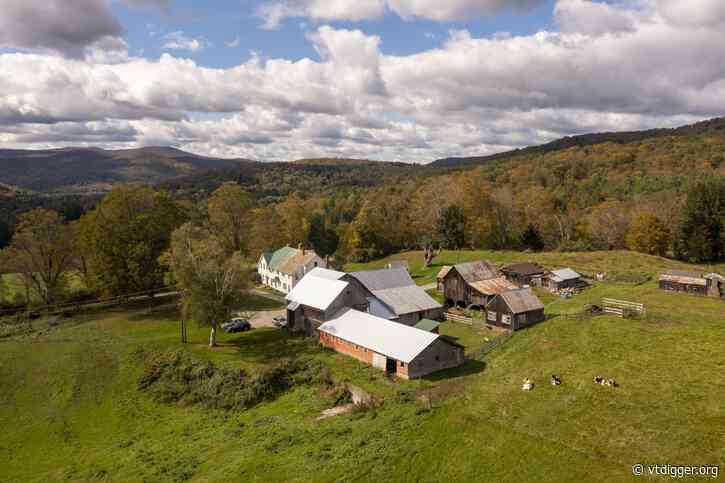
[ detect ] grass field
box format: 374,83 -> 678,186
345,249 -> 725,286
1,250 -> 725,482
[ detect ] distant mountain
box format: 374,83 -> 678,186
430,116 -> 725,169
0,147 -> 249,193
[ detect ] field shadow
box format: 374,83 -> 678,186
423,359 -> 486,382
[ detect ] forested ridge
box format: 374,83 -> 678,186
2,116 -> 725,271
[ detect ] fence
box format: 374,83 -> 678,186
0,287 -> 180,318
469,332 -> 514,360
444,312 -> 473,325
601,298 -> 646,318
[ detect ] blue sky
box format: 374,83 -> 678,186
113,0 -> 558,66
0,1 -> 723,162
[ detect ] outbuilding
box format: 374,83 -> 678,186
436,266 -> 452,291
485,289 -> 545,331
546,268 -> 583,291
501,262 -> 547,287
658,270 -> 708,296
318,309 -> 465,379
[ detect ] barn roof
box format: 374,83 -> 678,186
373,286 -> 443,316
501,262 -> 546,276
549,268 -> 581,282
659,270 -> 706,286
265,246 -> 297,271
319,309 -> 439,363
348,268 -> 442,316
414,319 -> 441,332
387,260 -> 410,269
286,270 -> 348,311
349,268 -> 414,290
470,277 -> 518,296
452,260 -> 499,283
498,289 -> 545,314
437,266 -> 452,279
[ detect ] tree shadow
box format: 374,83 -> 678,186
222,328 -> 321,364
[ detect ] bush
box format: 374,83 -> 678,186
137,350 -> 333,411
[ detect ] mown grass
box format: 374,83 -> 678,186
1,250 -> 725,482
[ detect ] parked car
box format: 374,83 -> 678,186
273,316 -> 287,328
223,318 -> 251,333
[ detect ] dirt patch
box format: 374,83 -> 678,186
316,404 -> 355,421
248,310 -> 286,328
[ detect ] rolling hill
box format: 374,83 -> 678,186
0,147 -> 249,193
430,116 -> 725,169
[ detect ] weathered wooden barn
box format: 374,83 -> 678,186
658,270 -> 709,296
345,268 -> 444,325
545,268 -> 583,291
285,268 -> 371,336
501,262 -> 547,287
485,289 -> 545,331
318,309 -> 464,379
441,260 -> 500,307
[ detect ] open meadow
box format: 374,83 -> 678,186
1,250 -> 724,482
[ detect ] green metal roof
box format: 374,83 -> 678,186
268,246 -> 298,271
414,319 -> 441,332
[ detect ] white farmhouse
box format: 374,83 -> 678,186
257,246 -> 327,294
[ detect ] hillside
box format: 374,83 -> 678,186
430,116 -> 725,169
1,250 -> 724,481
0,147 -> 248,193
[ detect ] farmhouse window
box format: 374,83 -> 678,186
487,311 -> 497,322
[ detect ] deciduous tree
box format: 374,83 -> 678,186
2,209 -> 74,304
626,213 -> 671,256
207,183 -> 254,256
162,223 -> 248,347
77,185 -> 185,296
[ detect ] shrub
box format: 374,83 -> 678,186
137,350 -> 333,411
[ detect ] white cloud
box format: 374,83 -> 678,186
3,1 -> 725,162
257,0 -> 385,30
225,37 -> 241,48
257,0 -> 545,28
162,31 -> 210,53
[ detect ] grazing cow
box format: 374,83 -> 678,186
522,378 -> 534,391
594,376 -> 605,385
551,375 -> 561,386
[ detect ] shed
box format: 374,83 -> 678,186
436,266 -> 452,291
546,268 -> 583,290
500,262 -> 547,286
414,319 -> 441,333
658,270 -> 708,296
485,289 -> 545,331
318,309 -> 464,379
704,273 -> 725,298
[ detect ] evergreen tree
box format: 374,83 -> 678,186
437,205 -> 467,250
521,224 -> 545,251
676,179 -> 725,262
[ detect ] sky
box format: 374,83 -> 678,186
0,0 -> 724,162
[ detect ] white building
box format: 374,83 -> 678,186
257,246 -> 327,294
